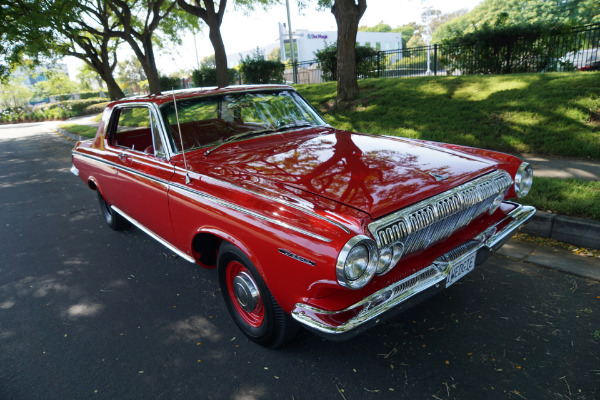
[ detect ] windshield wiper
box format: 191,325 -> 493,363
204,122 -> 315,157
204,129 -> 274,157
273,121 -> 314,132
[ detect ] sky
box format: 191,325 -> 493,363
67,0 -> 484,78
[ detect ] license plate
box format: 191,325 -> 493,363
446,252 -> 476,288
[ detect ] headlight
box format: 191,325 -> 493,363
515,162 -> 533,198
376,243 -> 404,275
336,235 -> 378,289
488,192 -> 505,214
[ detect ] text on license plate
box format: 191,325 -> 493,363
446,252 -> 476,288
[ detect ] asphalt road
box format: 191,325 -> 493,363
1,122 -> 599,400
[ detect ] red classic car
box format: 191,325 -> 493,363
71,85 -> 535,347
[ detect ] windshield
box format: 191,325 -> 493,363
160,90 -> 326,153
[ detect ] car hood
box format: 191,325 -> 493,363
191,128 -> 500,219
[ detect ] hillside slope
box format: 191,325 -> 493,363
297,72 -> 600,161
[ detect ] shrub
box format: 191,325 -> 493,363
239,49 -> 285,84
82,102 -> 110,115
159,75 -> 183,91
314,43 -> 379,81
192,67 -> 238,87
440,22 -> 577,74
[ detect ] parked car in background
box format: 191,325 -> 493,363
563,48 -> 600,71
71,85 -> 535,347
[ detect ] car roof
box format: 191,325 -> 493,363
110,84 -> 296,107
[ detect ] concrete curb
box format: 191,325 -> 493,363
56,128 -> 86,142
499,239 -> 600,281
521,210 -> 600,250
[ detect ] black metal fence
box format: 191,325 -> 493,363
284,24 -> 600,84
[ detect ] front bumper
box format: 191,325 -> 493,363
291,203 -> 536,340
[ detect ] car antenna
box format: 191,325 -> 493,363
172,89 -> 191,184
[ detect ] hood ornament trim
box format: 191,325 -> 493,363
429,172 -> 448,182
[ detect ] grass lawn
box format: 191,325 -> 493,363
515,177 -> 600,221
59,123 -> 98,138
296,72 -> 600,161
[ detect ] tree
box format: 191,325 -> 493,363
359,21 -> 417,49
116,56 -> 147,95
0,77 -> 33,109
267,47 -> 281,62
58,0 -> 126,100
177,0 -> 277,88
76,64 -> 104,93
317,0 -> 367,105
108,0 -> 197,94
358,21 -> 391,32
34,70 -> 79,99
0,0 -> 126,100
433,0 -> 600,42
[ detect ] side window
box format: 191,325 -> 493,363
150,113 -> 166,158
110,106 -> 159,155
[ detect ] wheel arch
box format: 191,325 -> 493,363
190,228 -> 265,277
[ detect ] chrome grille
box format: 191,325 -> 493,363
391,265 -> 440,298
369,170 -> 513,254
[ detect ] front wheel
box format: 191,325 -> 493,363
96,191 -> 129,231
218,242 -> 298,347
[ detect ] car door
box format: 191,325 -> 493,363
105,103 -> 177,245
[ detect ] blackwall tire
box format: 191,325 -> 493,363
218,242 -> 299,348
96,191 -> 129,231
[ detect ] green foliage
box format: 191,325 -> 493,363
0,78 -> 33,109
359,21 -> 392,32
440,23 -> 576,74
191,67 -> 238,87
82,102 -> 110,115
314,43 -> 378,81
0,97 -> 109,124
433,0 -> 600,43
34,70 -> 78,99
159,75 -> 183,91
239,49 -> 285,84
359,22 -> 416,49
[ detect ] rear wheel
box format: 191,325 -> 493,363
218,242 -> 298,347
97,191 -> 129,231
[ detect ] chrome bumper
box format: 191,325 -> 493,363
291,203 -> 536,340
70,164 -> 79,177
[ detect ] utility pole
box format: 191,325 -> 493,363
285,0 -> 298,83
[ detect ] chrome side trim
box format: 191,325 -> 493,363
174,166 -> 351,235
111,206 -> 195,263
169,183 -> 332,243
292,202 -> 535,335
73,151 -> 337,242
72,152 -> 170,189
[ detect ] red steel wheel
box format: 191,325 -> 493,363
225,260 -> 265,328
218,242 -> 299,347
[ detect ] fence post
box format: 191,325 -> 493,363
433,44 -> 438,75
377,52 -> 381,78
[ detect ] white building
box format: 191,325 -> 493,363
278,23 -> 402,63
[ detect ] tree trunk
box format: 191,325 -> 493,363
80,54 -> 125,100
208,22 -> 229,87
331,0 -> 367,106
102,72 -> 125,100
176,0 -> 229,88
142,34 -> 161,94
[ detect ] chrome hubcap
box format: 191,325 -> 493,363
232,271 -> 260,313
